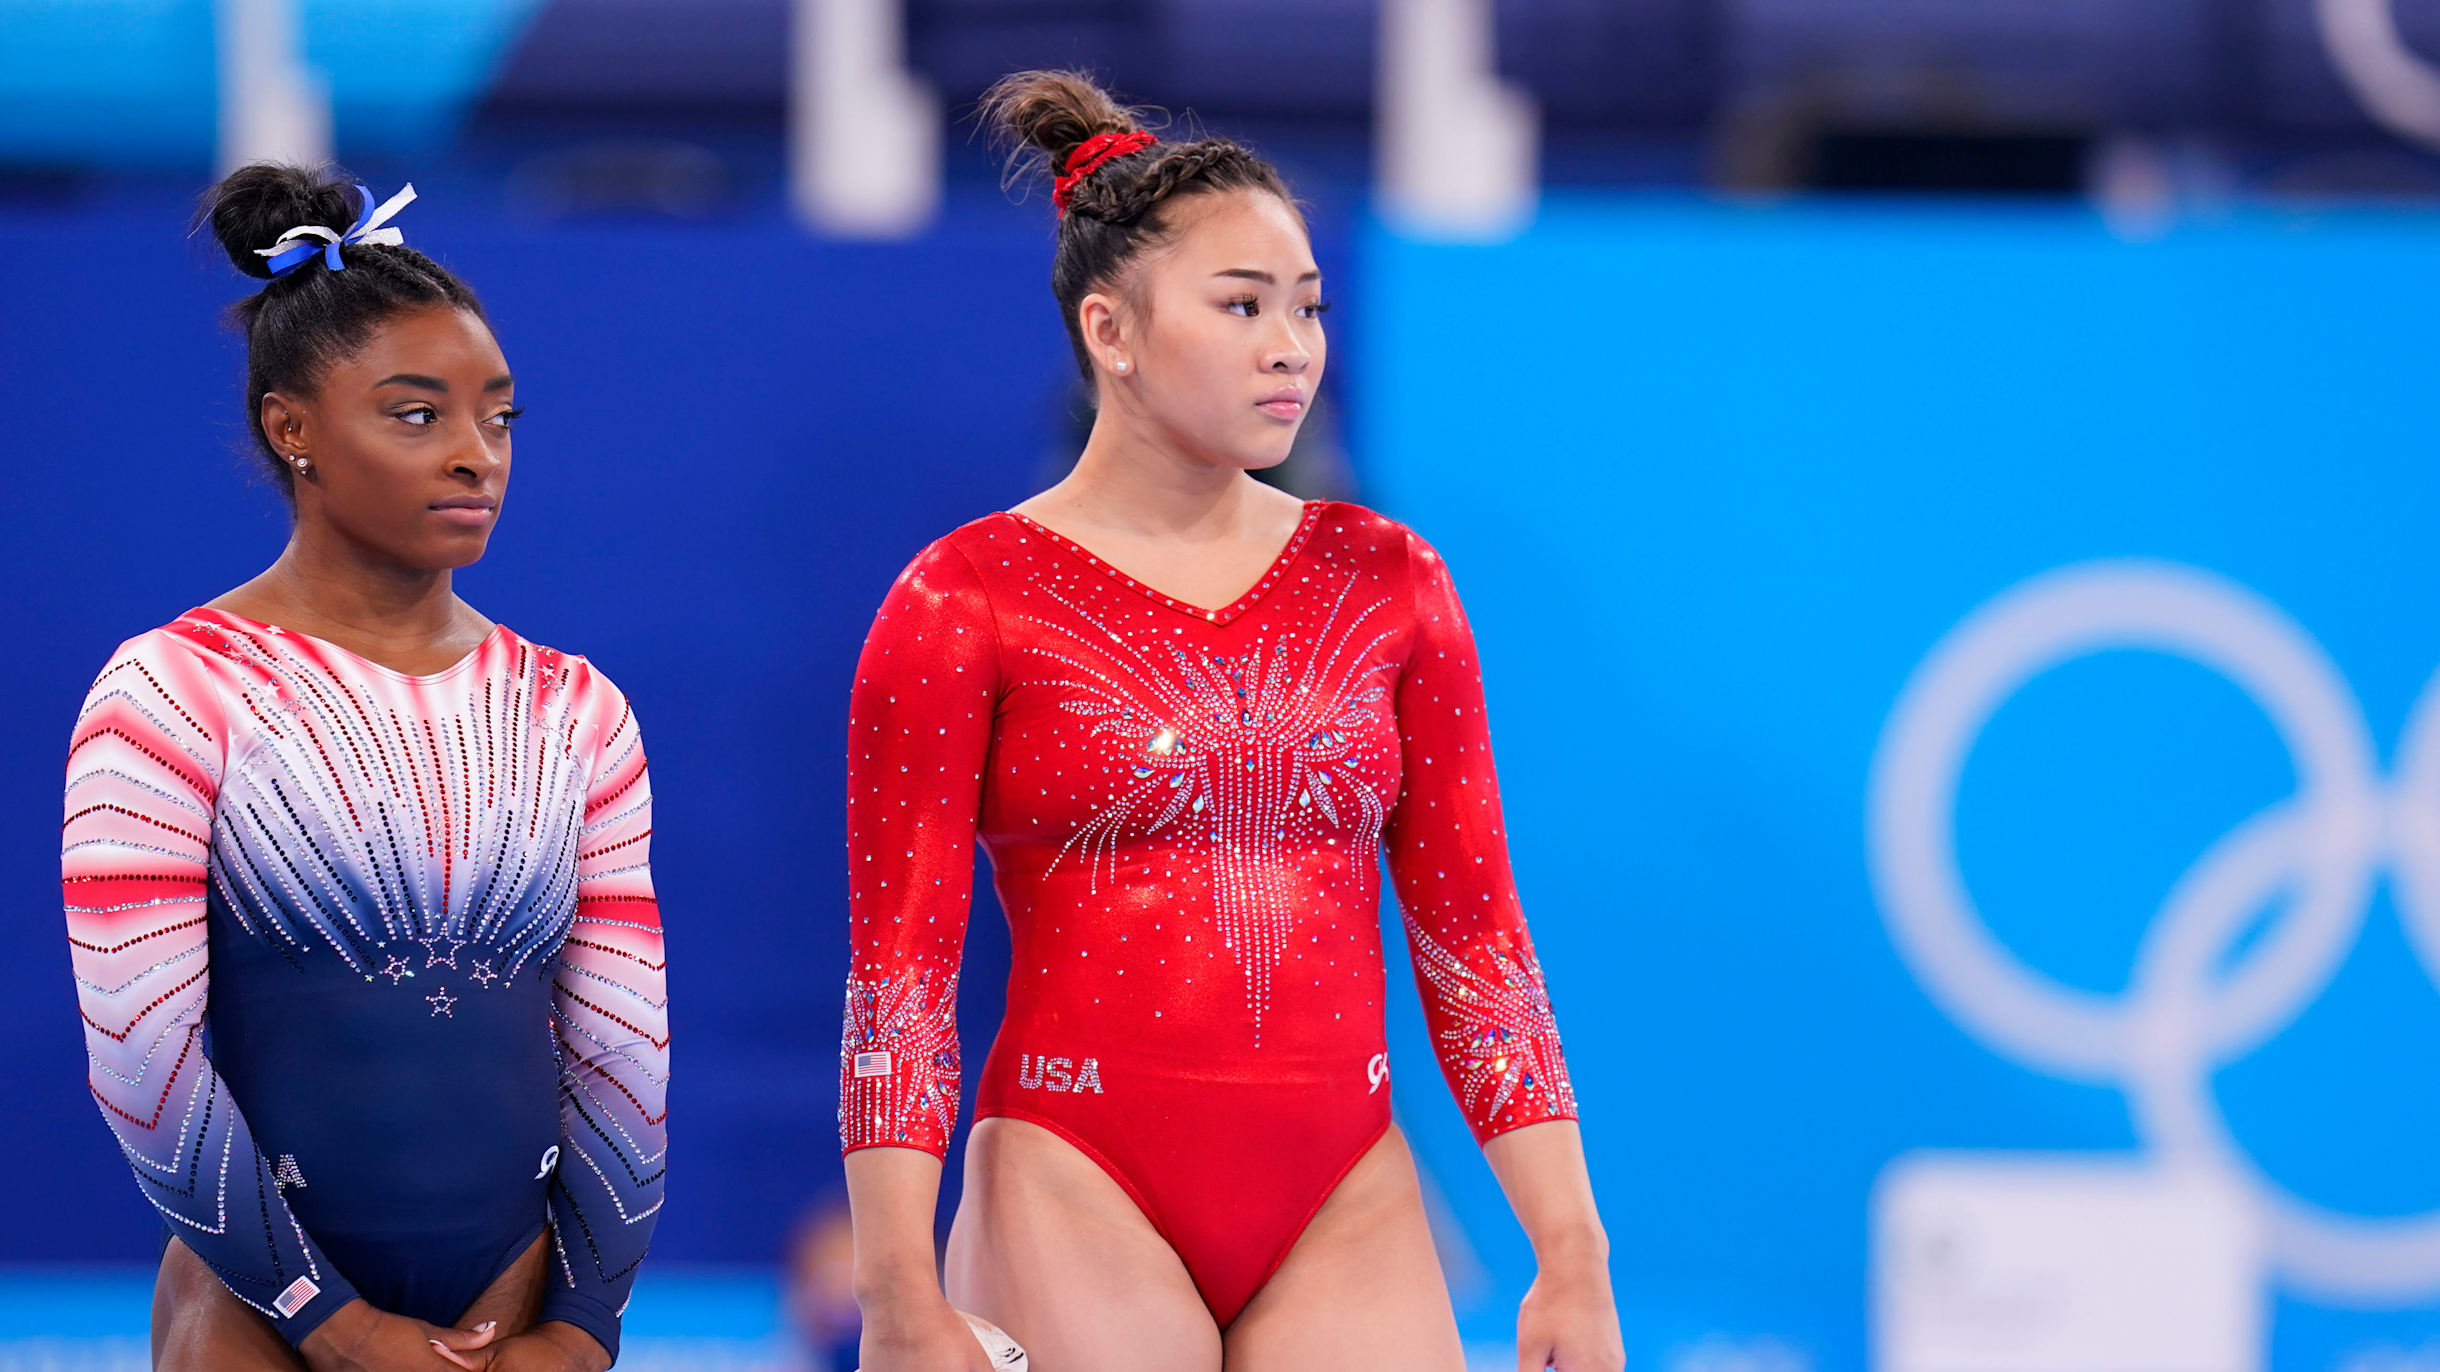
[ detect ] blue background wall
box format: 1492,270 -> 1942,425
0,194 -> 1079,1271
6,192 -> 2440,1369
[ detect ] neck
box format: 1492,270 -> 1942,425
253,515 -> 463,643
1056,402 -> 1260,538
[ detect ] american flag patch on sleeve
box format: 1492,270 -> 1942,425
273,1276 -> 320,1318
852,1050 -> 892,1078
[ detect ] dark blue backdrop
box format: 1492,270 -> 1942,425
0,191 -> 1090,1267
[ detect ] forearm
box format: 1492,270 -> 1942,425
1482,1119 -> 1608,1266
844,1145 -> 951,1301
525,1321 -> 612,1372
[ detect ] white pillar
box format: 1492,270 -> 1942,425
1377,0 -> 1539,240
791,0 -> 942,238
2317,0 -> 2440,152
216,0 -> 332,174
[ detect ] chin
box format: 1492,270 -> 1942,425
1235,445 -> 1296,473
412,535 -> 495,570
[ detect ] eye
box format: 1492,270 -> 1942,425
394,404 -> 439,426
1225,295 -> 1260,317
486,406 -> 525,431
1299,298 -> 1333,319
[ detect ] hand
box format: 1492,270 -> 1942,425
428,1322 -> 609,1372
1515,1247 -> 1625,1372
298,1301 -> 497,1372
855,1291 -> 998,1372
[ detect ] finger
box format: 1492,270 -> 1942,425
1517,1336 -> 1555,1372
433,1320 -> 500,1350
427,1337 -> 486,1370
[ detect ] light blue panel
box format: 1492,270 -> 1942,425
301,0 -> 547,153
1359,196 -> 2440,1367
0,0 -> 216,162
0,0 -> 546,164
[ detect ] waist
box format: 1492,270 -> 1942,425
980,1013 -> 1393,1100
205,979 -> 562,1239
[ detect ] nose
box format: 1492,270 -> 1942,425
448,418 -> 506,483
1263,318 -> 1311,374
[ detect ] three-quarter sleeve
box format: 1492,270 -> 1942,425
839,540 -> 1000,1158
63,635 -> 362,1344
540,668 -> 668,1361
1384,532 -> 1579,1143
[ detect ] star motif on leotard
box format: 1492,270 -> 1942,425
426,987 -> 457,1017
468,959 -> 498,987
418,935 -> 464,970
378,954 -> 414,984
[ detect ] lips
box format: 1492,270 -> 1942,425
429,495 -> 498,528
1256,389 -> 1306,421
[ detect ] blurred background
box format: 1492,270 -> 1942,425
6,0 -> 2440,1369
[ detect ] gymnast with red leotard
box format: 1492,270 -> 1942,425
839,69 -> 1625,1372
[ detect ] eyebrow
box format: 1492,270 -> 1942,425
371,373 -> 516,392
1214,268 -> 1322,285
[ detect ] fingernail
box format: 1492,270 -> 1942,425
429,1340 -> 447,1352
476,1322 -> 496,1332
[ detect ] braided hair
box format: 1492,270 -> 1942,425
195,162 -> 486,499
979,70 -> 1302,379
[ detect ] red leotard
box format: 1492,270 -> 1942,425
839,501 -> 1575,1324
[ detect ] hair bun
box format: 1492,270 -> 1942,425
198,162 -> 363,280
979,69 -> 1144,180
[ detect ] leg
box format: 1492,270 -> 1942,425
454,1230 -> 550,1334
152,1237 -> 307,1371
945,1116 -> 1222,1372
1221,1124 -> 1466,1372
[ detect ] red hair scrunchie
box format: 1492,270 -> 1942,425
1053,130 -> 1158,216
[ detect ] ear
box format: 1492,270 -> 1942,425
1076,289 -> 1133,377
259,391 -> 309,466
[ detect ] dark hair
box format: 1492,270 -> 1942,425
195,162 -> 486,498
979,70 -> 1302,378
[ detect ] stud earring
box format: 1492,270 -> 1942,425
1113,358 -> 1130,374
290,454 -> 311,471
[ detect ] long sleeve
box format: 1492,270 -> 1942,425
541,670 -> 668,1360
839,540 -> 1000,1158
63,636 -> 362,1343
1384,532 -> 1579,1143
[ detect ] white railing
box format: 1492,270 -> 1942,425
214,0 -> 331,174
790,0 -> 941,238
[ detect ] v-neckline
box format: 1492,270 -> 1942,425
1000,500 -> 1326,627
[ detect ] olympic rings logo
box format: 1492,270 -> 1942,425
1868,559 -> 2440,1306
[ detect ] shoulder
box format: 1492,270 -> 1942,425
511,632 -> 639,732
875,514 -> 1028,605
83,612 -> 252,706
1303,501 -> 1448,577
922,513 -> 1030,582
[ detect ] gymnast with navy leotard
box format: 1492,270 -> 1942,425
62,163 -> 666,1372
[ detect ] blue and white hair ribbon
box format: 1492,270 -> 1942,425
255,182 -> 417,278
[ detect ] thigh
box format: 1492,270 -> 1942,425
454,1230 -> 549,1334
944,1116 -> 1221,1372
152,1237 -> 306,1372
1221,1124 -> 1465,1372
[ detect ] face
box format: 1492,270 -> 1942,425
261,304 -> 516,570
1084,189 -> 1327,470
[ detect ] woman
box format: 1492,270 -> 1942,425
62,164 -> 668,1372
841,73 -> 1623,1371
